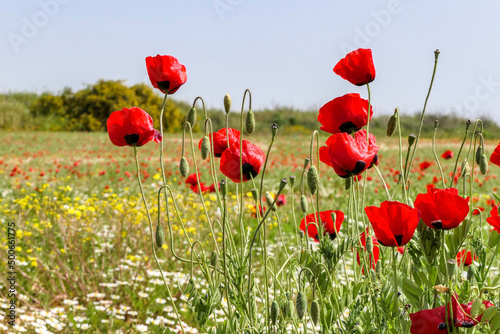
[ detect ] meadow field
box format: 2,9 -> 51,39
0,129 -> 499,333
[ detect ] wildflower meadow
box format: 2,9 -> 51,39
2,49 -> 500,334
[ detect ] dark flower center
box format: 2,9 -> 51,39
157,80 -> 171,92
394,234 -> 403,246
339,121 -> 359,133
438,322 -> 447,330
351,160 -> 367,174
124,134 -> 140,146
431,220 -> 443,229
370,154 -> 379,167
242,162 -> 258,180
329,233 -> 337,241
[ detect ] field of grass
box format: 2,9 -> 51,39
0,130 -> 499,333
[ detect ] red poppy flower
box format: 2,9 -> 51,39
145,55 -> 187,94
456,250 -> 476,267
356,229 -> 380,272
333,48 -> 375,86
319,130 -> 379,178
207,183 -> 217,193
300,210 -> 344,242
410,306 -> 448,334
450,294 -> 495,328
107,107 -> 162,147
185,173 -> 200,186
486,204 -> 500,233
365,201 -> 420,247
276,194 -> 286,207
441,150 -> 453,160
190,182 -> 208,194
198,128 -> 241,157
251,204 -> 266,218
419,161 -> 433,171
491,142 -> 500,167
318,93 -> 373,134
414,188 -> 469,230
219,140 -> 265,183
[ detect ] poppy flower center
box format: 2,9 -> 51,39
394,234 -> 403,246
431,220 -> 443,229
351,160 -> 367,174
156,80 -> 171,92
124,134 -> 140,146
329,233 -> 337,241
438,322 -> 447,330
242,162 -> 258,180
339,121 -> 359,133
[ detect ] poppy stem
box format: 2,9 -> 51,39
391,248 -> 401,332
133,146 -> 185,334
431,120 -> 446,188
449,120 -> 471,187
366,83 -> 371,144
373,165 -> 391,200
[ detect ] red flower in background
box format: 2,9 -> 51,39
107,107 -> 162,147
414,188 -> 469,230
333,48 -> 375,86
491,142 -> 500,166
146,55 -> 187,94
185,173 -> 201,186
486,205 -> 500,233
419,161 -> 433,171
451,294 -> 495,328
199,128 -> 241,157
456,250 -> 476,267
441,150 -> 453,160
365,201 -> 420,247
319,130 -> 379,178
356,229 -> 380,272
300,210 -> 344,242
318,93 -> 373,134
276,194 -> 286,207
410,306 -> 448,334
220,140 -> 265,183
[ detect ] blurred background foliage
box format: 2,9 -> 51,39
1,80 -> 499,138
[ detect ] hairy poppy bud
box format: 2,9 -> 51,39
246,110 -> 255,134
271,123 -> 278,138
488,231 -> 500,249
200,136 -> 210,160
386,109 -> 398,137
285,299 -> 294,319
408,134 -> 416,148
365,235 -> 374,254
187,107 -> 196,128
480,154 -> 488,175
476,146 -> 483,165
310,300 -> 320,325
467,265 -> 476,281
250,188 -> 259,201
219,180 -> 227,198
265,192 -> 276,212
180,157 -> 189,178
270,300 -> 279,325
155,223 -> 165,248
296,291 -> 306,320
300,195 -> 308,213
210,250 -> 218,267
224,94 -> 231,114
307,166 -> 319,195
345,176 -> 351,190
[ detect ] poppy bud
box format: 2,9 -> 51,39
220,180 -> 227,198
310,300 -> 320,325
265,192 -> 276,212
299,230 -> 304,239
386,109 -> 398,137
296,291 -> 306,320
408,134 -> 417,148
289,175 -> 296,187
251,188 -> 259,201
345,176 -> 351,190
246,110 -> 255,134
155,223 -> 165,248
307,166 -> 319,195
467,265 -> 476,281
210,250 -> 218,267
200,136 -> 210,160
365,235 -> 374,254
279,178 -> 288,192
300,195 -> 308,213
180,157 -> 189,178
224,94 -> 232,114
187,107 -> 197,128
270,300 -> 279,325
271,123 -> 279,138
285,299 -> 294,319
476,146 -> 483,165
480,154 -> 488,175
303,157 -> 310,169
407,197 -> 414,208
488,231 -> 500,249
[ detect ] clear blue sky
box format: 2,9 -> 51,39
2,1 -> 500,123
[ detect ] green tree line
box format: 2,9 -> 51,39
0,79 -> 498,138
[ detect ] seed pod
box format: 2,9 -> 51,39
220,180 -> 227,198
310,300 -> 320,325
300,195 -> 308,213
270,300 -> 279,325
155,223 -> 165,248
480,154 -> 488,175
210,250 -> 218,267
408,134 -> 417,147
296,291 -> 306,320
303,157 -> 310,169
265,191 -> 276,212
386,110 -> 398,137
365,235 -> 374,254
279,177 -> 288,192
271,123 -> 279,138
180,157 -> 189,178
467,265 -> 476,281
200,136 -> 210,160
289,175 -> 296,187
186,107 -> 197,128
307,166 -> 319,195
447,259 -> 457,278
475,146 -> 483,165
224,94 -> 232,114
345,176 -> 351,190
245,110 -> 255,134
